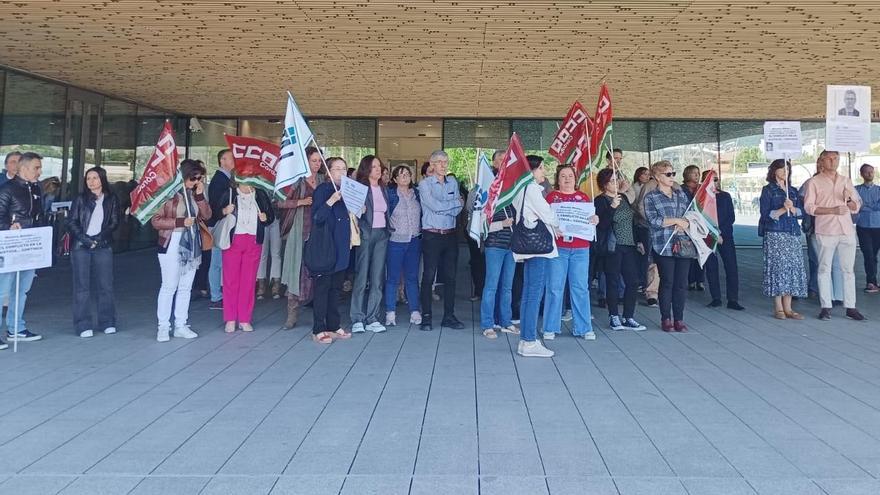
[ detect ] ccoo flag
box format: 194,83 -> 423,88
548,100 -> 591,163
130,121 -> 182,224
483,133 -> 533,222
584,84 -> 614,183
224,134 -> 283,199
693,169 -> 721,250
468,152 -> 495,245
275,92 -> 315,194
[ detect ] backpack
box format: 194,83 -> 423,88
303,218 -> 337,276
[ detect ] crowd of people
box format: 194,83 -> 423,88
0,146 -> 875,355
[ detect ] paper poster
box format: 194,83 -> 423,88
763,121 -> 802,159
826,85 -> 871,152
340,176 -> 368,217
550,202 -> 596,241
0,226 -> 53,274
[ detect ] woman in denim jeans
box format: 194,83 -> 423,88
513,156 -> 560,358
479,203 -> 518,339
542,165 -> 599,341
384,165 -> 422,327
68,166 -> 120,338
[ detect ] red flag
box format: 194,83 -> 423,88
694,170 -> 720,248
130,121 -> 182,224
224,135 -> 283,198
484,133 -> 533,221
586,84 -> 614,173
570,118 -> 593,180
549,101 -> 591,163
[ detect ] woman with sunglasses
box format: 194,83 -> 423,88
644,161 -> 693,332
151,159 -> 211,342
385,164 -> 422,327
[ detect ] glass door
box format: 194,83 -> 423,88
64,90 -> 102,197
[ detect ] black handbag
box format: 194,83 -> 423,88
510,188 -> 554,256
304,213 -> 337,276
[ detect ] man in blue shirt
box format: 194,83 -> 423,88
855,164 -> 880,293
703,171 -> 744,310
418,150 -> 464,331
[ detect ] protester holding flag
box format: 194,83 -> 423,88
702,171 -> 744,310
384,165 -> 422,327
595,168 -> 647,332
151,159 -> 211,342
278,146 -> 323,329
644,160 -> 693,332
310,157 -> 353,343
513,155 -> 559,357
350,155 -> 391,334
68,166 -> 120,338
759,159 -> 807,320
542,165 -> 600,341
217,181 -> 275,333
681,165 -> 705,291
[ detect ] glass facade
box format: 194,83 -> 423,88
3,67 -> 879,249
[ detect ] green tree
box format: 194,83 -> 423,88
731,146 -> 764,174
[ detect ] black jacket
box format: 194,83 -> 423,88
218,187 -> 275,244
67,192 -> 121,249
0,176 -> 43,230
207,169 -> 231,227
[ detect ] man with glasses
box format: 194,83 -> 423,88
418,150 -> 464,331
702,170 -> 743,310
804,150 -> 865,321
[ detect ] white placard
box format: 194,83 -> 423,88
826,85 -> 871,152
550,202 -> 596,241
0,226 -> 54,274
50,201 -> 72,212
763,121 -> 802,159
340,176 -> 368,218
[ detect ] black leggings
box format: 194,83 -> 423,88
603,245 -> 640,319
654,253 -> 690,321
312,270 -> 345,334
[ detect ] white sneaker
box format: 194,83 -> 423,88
79,330 -> 94,339
173,325 -> 198,339
511,319 -> 521,325
385,312 -> 396,327
410,311 -> 422,325
366,322 -> 387,333
0,341 -> 7,350
157,328 -> 170,343
351,322 -> 366,333
542,331 -> 555,340
561,309 -> 573,322
517,340 -> 525,354
104,327 -> 117,335
518,340 -> 555,358
584,331 -> 597,341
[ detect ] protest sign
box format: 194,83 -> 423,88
826,85 -> 871,152
0,226 -> 53,274
550,202 -> 596,241
341,176 -> 368,217
763,121 -> 802,159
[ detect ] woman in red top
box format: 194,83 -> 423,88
542,165 -> 599,341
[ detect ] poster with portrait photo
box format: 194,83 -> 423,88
826,85 -> 871,152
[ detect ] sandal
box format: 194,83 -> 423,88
500,325 -> 520,335
240,323 -> 254,332
784,311 -> 804,320
224,322 -> 236,334
312,332 -> 333,344
774,311 -> 787,320
331,328 -> 352,340
482,328 -> 498,339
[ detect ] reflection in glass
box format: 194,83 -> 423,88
0,72 -> 66,180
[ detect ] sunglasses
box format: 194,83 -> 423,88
661,172 -> 676,178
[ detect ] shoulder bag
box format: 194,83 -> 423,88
510,189 -> 554,255
213,187 -> 236,250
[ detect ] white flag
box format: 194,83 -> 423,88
274,92 -> 315,193
468,153 -> 495,245
684,210 -> 715,268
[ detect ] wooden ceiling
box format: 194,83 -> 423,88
1,1 -> 878,119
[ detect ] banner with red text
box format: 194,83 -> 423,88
130,121 -> 182,224
224,135 -> 283,199
586,84 -> 614,177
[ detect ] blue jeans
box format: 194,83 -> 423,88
0,269 -> 36,333
209,245 -> 222,302
481,247 -> 514,329
520,257 -> 549,342
385,237 -> 421,312
544,248 -> 592,336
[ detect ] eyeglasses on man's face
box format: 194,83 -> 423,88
661,171 -> 676,178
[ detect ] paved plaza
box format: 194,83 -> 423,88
0,247 -> 878,495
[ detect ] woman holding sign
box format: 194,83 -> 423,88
151,159 -> 211,342
218,181 -> 275,333
595,168 -> 647,332
68,166 -> 120,338
542,165 -> 598,341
